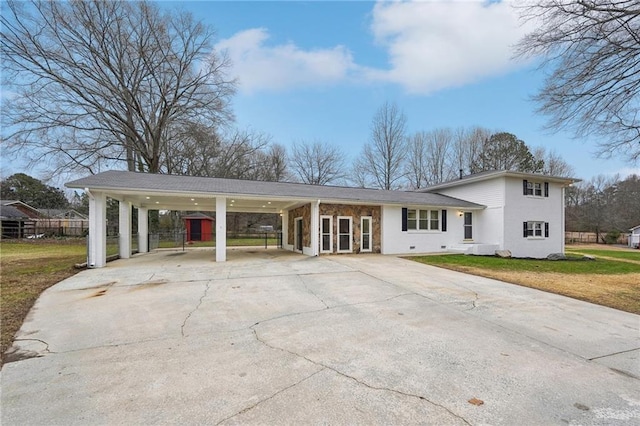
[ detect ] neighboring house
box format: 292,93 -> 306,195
629,225 -> 640,249
37,208 -> 88,220
423,171 -> 578,258
66,170 -> 578,267
0,204 -> 33,238
0,200 -> 42,218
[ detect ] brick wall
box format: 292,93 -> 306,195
319,204 -> 381,254
287,204 -> 311,247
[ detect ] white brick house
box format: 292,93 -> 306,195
66,170 -> 578,267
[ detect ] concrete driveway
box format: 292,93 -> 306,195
2,248 -> 639,425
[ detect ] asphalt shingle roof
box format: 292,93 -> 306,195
66,170 -> 484,209
0,205 -> 29,219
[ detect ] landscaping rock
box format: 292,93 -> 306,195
582,255 -> 596,261
495,250 -> 512,258
547,253 -> 567,261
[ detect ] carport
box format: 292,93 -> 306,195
66,170 -> 484,268
66,171 -> 307,267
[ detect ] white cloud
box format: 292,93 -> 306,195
368,0 -> 534,94
215,28 -> 357,94
215,2 -> 536,95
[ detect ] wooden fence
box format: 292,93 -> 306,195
565,231 -> 629,245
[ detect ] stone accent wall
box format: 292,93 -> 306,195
319,204 -> 381,254
287,204 -> 311,248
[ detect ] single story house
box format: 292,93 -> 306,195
36,208 -> 88,220
1,200 -> 42,218
0,204 -> 33,238
629,225 -> 640,249
66,170 -> 578,267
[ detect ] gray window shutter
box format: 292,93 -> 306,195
523,180 -> 528,195
441,210 -> 447,232
523,222 -> 528,238
545,222 -> 549,238
544,182 -> 549,197
402,208 -> 408,232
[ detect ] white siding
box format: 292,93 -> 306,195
436,179 -> 505,208
436,178 -> 505,248
503,177 -> 564,258
381,206 -> 463,254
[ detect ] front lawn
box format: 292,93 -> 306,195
566,247 -> 640,263
1,239 -> 87,365
411,254 -> 640,274
409,253 -> 640,314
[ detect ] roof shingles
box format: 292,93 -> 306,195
67,171 -> 484,209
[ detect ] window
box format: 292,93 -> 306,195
406,209 -> 439,231
524,221 -> 549,238
523,180 -> 549,197
407,209 -> 417,230
430,210 -> 439,230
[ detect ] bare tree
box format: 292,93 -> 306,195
515,0 -> 640,161
359,102 -> 408,190
532,146 -> 575,177
405,132 -> 429,189
1,0 -> 235,174
405,128 -> 455,188
289,140 -> 346,185
450,126 -> 490,177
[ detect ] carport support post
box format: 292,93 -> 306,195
119,200 -> 132,259
138,207 -> 148,253
88,190 -> 107,268
311,200 -> 320,256
216,197 -> 226,262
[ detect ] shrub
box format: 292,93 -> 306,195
605,230 -> 621,244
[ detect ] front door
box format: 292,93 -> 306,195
320,215 -> 333,253
295,217 -> 303,252
464,212 -> 473,240
337,216 -> 352,253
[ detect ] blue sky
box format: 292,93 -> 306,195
190,0 -> 638,182
3,0 -> 638,186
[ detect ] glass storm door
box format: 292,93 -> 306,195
361,216 -> 372,252
295,218 -> 303,252
321,216 -> 333,253
464,212 -> 473,240
337,216 -> 352,253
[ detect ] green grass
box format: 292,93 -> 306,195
1,239 -> 87,365
410,254 -> 640,274
566,248 -> 640,262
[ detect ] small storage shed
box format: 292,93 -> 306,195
184,213 -> 214,242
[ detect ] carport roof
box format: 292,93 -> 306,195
66,170 -> 484,209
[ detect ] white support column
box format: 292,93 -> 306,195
138,207 -> 149,253
119,200 -> 132,259
281,210 -> 289,250
88,191 -> 107,268
310,200 -> 320,256
216,197 -> 227,262
561,187 -> 566,254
